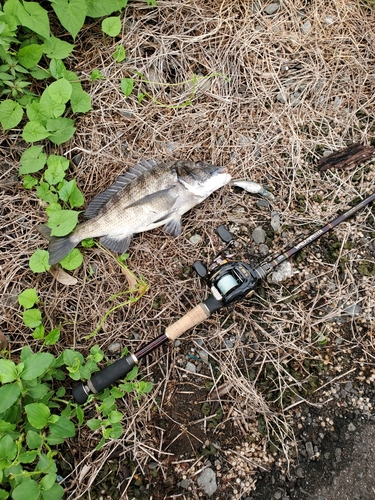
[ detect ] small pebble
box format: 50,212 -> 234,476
108,342 -> 122,354
197,468 -> 217,496
257,199 -> 270,209
348,423 -> 356,432
259,243 -> 270,256
186,362 -> 196,373
190,234 -> 202,245
270,211 -> 281,232
264,3 -> 280,15
252,226 -> 266,244
305,441 -> 314,459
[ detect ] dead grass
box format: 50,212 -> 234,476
1,0 -> 375,498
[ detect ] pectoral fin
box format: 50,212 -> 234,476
163,218 -> 182,237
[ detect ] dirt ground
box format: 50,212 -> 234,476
1,1 -> 375,499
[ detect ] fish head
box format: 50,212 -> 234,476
176,161 -> 231,197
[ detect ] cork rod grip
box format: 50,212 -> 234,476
165,303 -> 210,341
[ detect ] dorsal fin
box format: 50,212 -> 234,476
84,159 -> 159,219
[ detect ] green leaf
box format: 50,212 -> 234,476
41,482 -> 64,500
0,420 -> 16,433
32,324 -> 45,339
46,117 -> 76,145
75,405 -> 84,426
0,489 -> 8,500
29,67 -> 51,80
0,100 -> 23,130
59,249 -> 83,270
47,416 -> 75,444
26,430 -> 43,450
25,403 -> 50,429
46,78 -> 72,104
29,249 -> 51,273
113,45 -> 126,62
0,360 -> 17,384
70,85 -> 91,113
125,365 -> 138,381
42,35 -> 74,59
51,0 -> 87,40
26,100 -> 50,125
40,473 -> 56,491
40,91 -> 66,119
22,308 -> 42,328
102,16 -> 121,37
44,327 -> 60,346
12,479 -> 41,500
46,203 -> 62,216
27,383 -> 49,400
90,69 -> 104,81
0,435 -> 17,461
47,209 -> 79,236
120,78 -> 133,97
0,383 -> 21,413
21,352 -> 55,380
86,418 -> 102,430
23,174 -> 38,189
18,288 -> 39,309
108,410 -> 122,424
16,1 -> 50,39
44,154 -> 69,185
49,58 -> 66,79
21,345 -> 33,361
58,179 -> 85,208
17,43 -> 43,68
22,121 -> 50,142
36,182 -> 59,204
86,0 -> 128,17
18,450 -> 38,463
19,145 -> 47,174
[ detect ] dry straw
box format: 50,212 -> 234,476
1,0 -> 374,498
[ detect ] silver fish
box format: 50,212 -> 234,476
231,179 -> 275,200
38,159 -> 231,265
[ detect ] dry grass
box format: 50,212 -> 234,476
1,0 -> 375,498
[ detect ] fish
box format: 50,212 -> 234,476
38,159 -> 231,265
231,179 -> 275,200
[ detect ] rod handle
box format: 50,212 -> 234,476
72,353 -> 136,404
165,302 -> 212,340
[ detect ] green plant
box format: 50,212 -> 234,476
0,343 -> 153,497
0,0 -> 158,270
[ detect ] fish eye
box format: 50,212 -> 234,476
197,161 -> 204,167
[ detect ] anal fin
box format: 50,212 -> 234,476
100,234 -> 133,254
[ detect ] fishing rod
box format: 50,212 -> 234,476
72,192 -> 375,404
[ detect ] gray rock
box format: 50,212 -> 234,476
252,226 -> 266,244
305,441 -> 314,459
108,342 -> 122,354
257,199 -> 270,209
342,302 -> 361,315
301,20 -> 312,34
276,91 -> 287,104
197,468 -> 217,496
270,211 -> 281,232
270,261 -> 293,283
259,243 -> 270,256
199,349 -> 209,364
186,362 -> 196,373
189,234 -> 202,245
264,3 -> 280,15
179,479 -> 190,489
348,423 -> 356,432
274,492 -> 282,499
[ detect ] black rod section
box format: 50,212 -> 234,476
253,192 -> 375,278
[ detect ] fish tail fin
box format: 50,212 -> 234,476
36,224 -> 79,265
